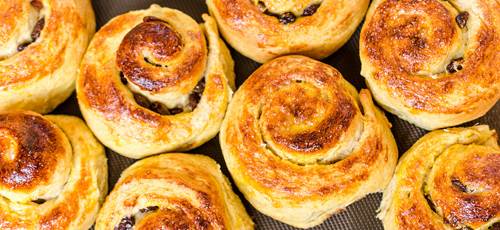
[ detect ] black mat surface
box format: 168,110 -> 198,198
51,0 -> 500,229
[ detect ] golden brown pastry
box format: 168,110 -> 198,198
220,55 -> 398,228
360,0 -> 500,130
206,0 -> 369,63
0,110 -> 107,229
0,0 -> 95,114
95,153 -> 254,230
378,126 -> 500,230
77,5 -> 235,159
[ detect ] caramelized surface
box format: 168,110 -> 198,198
0,111 -> 70,199
379,126 -> 500,230
77,5 -> 235,158
220,56 -> 398,228
0,110 -> 107,230
360,0 -> 500,129
207,0 -> 369,62
0,0 -> 95,114
95,154 -> 253,230
116,18 -> 205,93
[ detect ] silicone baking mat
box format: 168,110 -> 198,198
51,0 -> 500,229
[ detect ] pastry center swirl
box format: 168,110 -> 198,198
116,19 -> 206,94
0,112 -> 72,203
258,81 -> 362,165
364,0 -> 463,76
427,145 -> 500,228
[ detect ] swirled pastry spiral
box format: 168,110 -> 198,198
0,110 -> 107,229
95,153 -> 254,230
378,126 -> 500,230
220,55 -> 398,228
77,5 -> 235,159
206,0 -> 369,63
0,0 -> 95,114
360,0 -> 500,130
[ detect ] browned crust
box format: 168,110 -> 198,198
0,111 -> 66,190
37,165 -> 92,229
78,9 -> 207,121
360,0 -> 500,114
116,20 -> 206,93
0,111 -> 105,230
386,127 -> 500,229
77,8 -> 233,158
432,152 -> 500,227
0,0 -> 90,89
208,0 -> 369,62
223,56 -> 394,200
212,0 -> 359,45
98,154 -> 238,229
119,169 -> 227,229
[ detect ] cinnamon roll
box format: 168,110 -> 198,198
77,5 -> 235,159
0,0 -> 95,114
378,126 -> 500,230
95,153 -> 254,230
0,110 -> 107,229
220,55 -> 398,228
360,0 -> 500,130
206,0 -> 369,63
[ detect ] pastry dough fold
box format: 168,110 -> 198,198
77,5 -> 235,159
0,110 -> 107,230
360,0 -> 500,130
379,125 -> 500,230
220,55 -> 398,228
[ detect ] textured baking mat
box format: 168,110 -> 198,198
51,0 -> 500,229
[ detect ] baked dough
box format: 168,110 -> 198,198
360,0 -> 500,130
95,153 -> 254,230
206,0 -> 369,63
0,0 -> 95,114
220,55 -> 398,228
378,125 -> 500,230
77,5 -> 235,159
0,110 -> 107,230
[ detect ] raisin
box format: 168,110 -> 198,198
447,58 -> 464,73
257,1 -> 267,13
451,178 -> 467,193
120,72 -> 128,85
447,63 -> 458,73
169,108 -> 183,115
490,222 -> 500,230
303,4 -> 320,16
193,80 -> 205,94
189,93 -> 201,111
151,102 -> 170,115
17,44 -> 29,52
456,12 -> 469,28
143,16 -> 163,22
115,216 -> 135,230
31,0 -> 43,9
32,199 -> 46,204
31,18 -> 45,41
139,206 -> 159,213
134,94 -> 151,109
278,12 -> 296,25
